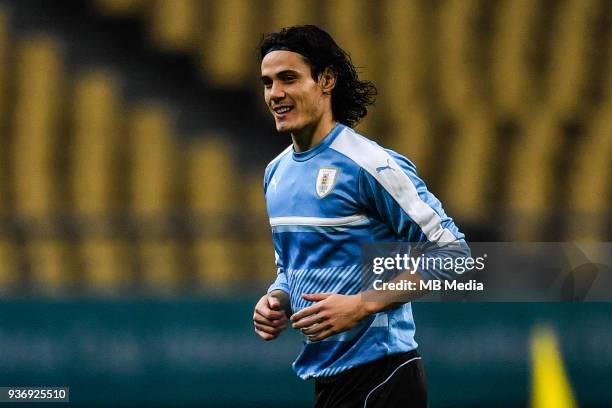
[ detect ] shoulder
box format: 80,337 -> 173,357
264,144 -> 292,184
330,126 -> 416,176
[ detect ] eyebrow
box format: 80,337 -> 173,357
260,69 -> 299,81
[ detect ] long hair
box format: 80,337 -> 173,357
259,25 -> 377,128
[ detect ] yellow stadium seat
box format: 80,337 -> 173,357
94,0 -> 144,16
186,137 -> 237,218
71,69 -> 122,217
139,238 -> 182,294
379,0 -> 428,126
0,239 -> 19,292
566,105 -> 611,241
245,175 -> 276,285
267,0 -> 320,31
128,102 -> 178,218
245,174 -> 266,219
201,0 -> 256,87
546,0 -> 598,117
193,237 -> 241,290
436,0 -> 482,117
28,239 -> 71,295
506,111 -> 563,240
491,0 -> 539,117
325,0 -> 379,136
443,107 -> 495,224
81,236 -> 131,294
150,0 -> 200,52
0,6 -> 8,213
12,35 -> 64,219
250,239 -> 278,286
385,107 -> 433,179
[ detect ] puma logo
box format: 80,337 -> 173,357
376,159 -> 395,173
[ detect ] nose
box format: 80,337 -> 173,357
269,81 -> 285,101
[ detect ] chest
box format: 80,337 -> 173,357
266,158 -> 361,219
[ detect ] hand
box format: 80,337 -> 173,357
253,291 -> 290,341
290,293 -> 369,342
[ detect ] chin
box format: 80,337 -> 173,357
275,121 -> 298,134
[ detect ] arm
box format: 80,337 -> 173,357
253,251 -> 292,341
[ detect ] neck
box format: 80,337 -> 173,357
291,115 -> 336,153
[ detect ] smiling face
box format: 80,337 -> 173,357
260,50 -> 331,135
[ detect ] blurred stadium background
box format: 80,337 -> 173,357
0,0 -> 609,406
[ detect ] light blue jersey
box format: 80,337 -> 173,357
264,123 -> 468,380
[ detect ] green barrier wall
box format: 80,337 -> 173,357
0,300 -> 610,407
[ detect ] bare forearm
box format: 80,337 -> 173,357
361,269 -> 428,315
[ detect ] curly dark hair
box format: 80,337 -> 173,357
259,25 -> 377,128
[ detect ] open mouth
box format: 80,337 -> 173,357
273,105 -> 294,115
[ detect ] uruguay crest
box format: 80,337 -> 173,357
315,167 -> 339,198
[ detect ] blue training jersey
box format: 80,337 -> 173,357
264,123 -> 468,380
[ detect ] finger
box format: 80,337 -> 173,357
291,305 -> 320,322
253,314 -> 286,327
268,296 -> 281,310
254,322 -> 282,335
301,322 -> 332,336
256,307 -> 285,321
255,328 -> 276,341
308,328 -> 335,342
302,292 -> 333,302
292,313 -> 325,329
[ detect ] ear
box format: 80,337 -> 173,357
318,67 -> 337,95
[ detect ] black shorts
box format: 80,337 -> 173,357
314,349 -> 427,408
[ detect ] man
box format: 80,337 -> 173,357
253,25 -> 468,407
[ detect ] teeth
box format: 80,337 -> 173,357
276,106 -> 291,113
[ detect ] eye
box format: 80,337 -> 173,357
261,78 -> 272,88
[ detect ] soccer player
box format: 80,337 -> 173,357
253,25 -> 469,407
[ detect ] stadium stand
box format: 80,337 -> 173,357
0,0 -> 608,295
